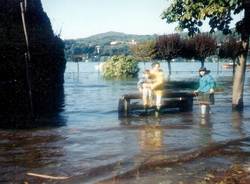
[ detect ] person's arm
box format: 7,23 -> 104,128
195,86 -> 201,92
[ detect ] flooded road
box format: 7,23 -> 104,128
0,62 -> 250,183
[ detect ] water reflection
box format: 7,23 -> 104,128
0,86 -> 66,129
139,119 -> 163,152
198,115 -> 213,145
120,117 -> 164,153
231,111 -> 245,136
200,115 -> 212,127
0,129 -> 65,183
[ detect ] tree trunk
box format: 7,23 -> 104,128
201,60 -> 205,68
232,58 -> 236,78
217,59 -> 220,74
232,4 -> 250,110
167,60 -> 172,76
232,33 -> 249,110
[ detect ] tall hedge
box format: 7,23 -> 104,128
0,0 -> 66,125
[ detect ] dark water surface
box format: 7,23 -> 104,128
1,62 -> 250,183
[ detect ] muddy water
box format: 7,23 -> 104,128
0,62 -> 250,183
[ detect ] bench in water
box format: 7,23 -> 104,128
118,91 -> 194,118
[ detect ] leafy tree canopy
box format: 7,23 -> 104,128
219,37 -> 242,60
130,40 -> 156,61
161,0 -> 247,36
156,34 -> 183,60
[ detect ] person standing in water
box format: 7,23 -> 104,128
150,62 -> 165,116
194,67 -> 216,117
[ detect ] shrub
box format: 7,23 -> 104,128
102,55 -> 139,79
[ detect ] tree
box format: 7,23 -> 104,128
130,40 -> 156,62
162,0 -> 250,110
219,37 -> 242,76
181,37 -> 196,60
155,34 -> 183,76
190,33 -> 217,67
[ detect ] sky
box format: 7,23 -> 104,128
41,0 -> 176,39
41,0 -> 244,40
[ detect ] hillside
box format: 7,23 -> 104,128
66,31 -> 157,46
64,30 -> 241,62
64,31 -> 157,61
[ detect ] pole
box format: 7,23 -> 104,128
20,1 -> 34,118
77,61 -> 79,80
217,58 -> 219,75
24,0 -> 27,11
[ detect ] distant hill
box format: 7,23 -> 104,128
64,30 -> 241,61
65,29 -> 239,47
64,31 -> 158,61
66,31 -> 157,46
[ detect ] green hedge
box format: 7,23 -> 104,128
102,55 -> 139,79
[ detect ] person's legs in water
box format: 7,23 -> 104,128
148,88 -> 153,107
155,95 -> 162,117
200,104 -> 210,118
142,87 -> 151,113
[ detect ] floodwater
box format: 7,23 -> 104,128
1,61 -> 250,183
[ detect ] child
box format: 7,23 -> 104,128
194,67 -> 216,117
137,69 -> 153,108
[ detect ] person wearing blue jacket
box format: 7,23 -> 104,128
194,67 -> 216,116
